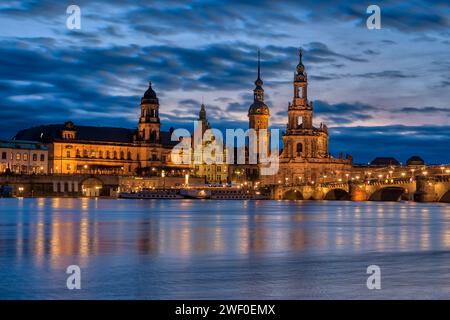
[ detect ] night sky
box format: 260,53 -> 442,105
0,1 -> 449,164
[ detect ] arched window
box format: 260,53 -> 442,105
113,151 -> 117,159
99,150 -> 103,159
296,143 -> 303,154
127,151 -> 132,160
120,151 -> 125,160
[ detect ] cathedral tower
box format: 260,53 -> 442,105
138,82 -> 160,143
288,48 -> 313,130
281,48 -> 329,160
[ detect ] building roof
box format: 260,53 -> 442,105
14,124 -> 177,146
0,139 -> 48,150
370,157 -> 400,166
406,155 -> 425,166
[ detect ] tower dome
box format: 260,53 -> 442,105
141,81 -> 159,104
248,101 -> 270,116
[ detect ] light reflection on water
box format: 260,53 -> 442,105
0,198 -> 449,299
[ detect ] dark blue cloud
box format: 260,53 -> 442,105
0,0 -> 448,166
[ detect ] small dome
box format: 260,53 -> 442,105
370,157 -> 400,166
248,101 -> 270,116
141,81 -> 159,104
64,121 -> 75,129
406,155 -> 425,166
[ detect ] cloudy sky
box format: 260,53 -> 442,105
0,0 -> 449,164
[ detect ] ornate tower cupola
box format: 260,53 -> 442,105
248,51 -> 270,131
138,81 -> 161,143
288,48 -> 313,130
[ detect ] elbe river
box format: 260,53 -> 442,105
0,198 -> 449,299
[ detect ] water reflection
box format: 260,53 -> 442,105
2,199 -> 448,265
0,198 -> 449,299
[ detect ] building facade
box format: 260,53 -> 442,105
0,140 -> 48,174
191,103 -> 229,184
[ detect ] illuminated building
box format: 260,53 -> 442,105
191,103 -> 229,184
0,140 -> 48,174
14,82 -> 186,175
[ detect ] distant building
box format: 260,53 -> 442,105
406,155 -> 425,166
191,103 -> 229,184
0,140 -> 48,174
370,157 -> 400,166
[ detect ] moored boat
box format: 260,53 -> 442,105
119,189 -> 183,199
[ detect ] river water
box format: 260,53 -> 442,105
0,198 -> 449,299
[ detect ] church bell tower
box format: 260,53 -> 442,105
138,81 -> 160,143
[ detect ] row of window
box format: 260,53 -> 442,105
1,165 -> 45,174
194,165 -> 224,172
71,150 -> 135,160
65,150 -> 165,162
1,152 -> 46,162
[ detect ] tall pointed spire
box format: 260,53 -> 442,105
253,50 -> 264,104
296,47 -> 305,74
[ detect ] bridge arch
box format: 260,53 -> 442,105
81,177 -> 104,197
324,188 -> 350,200
283,189 -> 304,200
369,186 -> 406,202
439,189 -> 450,203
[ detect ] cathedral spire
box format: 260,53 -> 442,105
296,47 -> 305,75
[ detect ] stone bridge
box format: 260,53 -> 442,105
272,175 -> 450,202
